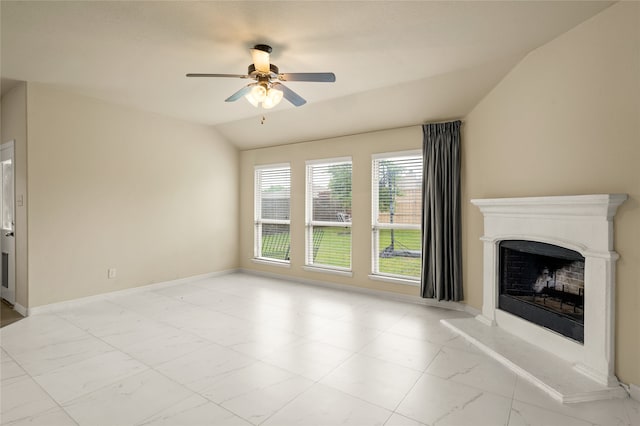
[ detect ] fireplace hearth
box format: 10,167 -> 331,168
442,194 -> 628,402
499,240 -> 585,342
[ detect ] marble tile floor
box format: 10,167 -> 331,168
1,272 -> 637,426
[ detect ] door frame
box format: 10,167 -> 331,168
1,140 -> 16,305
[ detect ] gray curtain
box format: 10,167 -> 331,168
421,121 -> 463,301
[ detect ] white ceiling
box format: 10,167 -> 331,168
1,1 -> 612,149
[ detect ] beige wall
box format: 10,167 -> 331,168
463,2 -> 640,386
0,82 -> 29,309
26,84 -> 239,307
240,126 -> 422,296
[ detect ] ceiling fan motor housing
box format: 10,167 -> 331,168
248,63 -> 279,77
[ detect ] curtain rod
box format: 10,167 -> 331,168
423,119 -> 464,125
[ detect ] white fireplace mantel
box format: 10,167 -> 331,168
445,194 -> 628,402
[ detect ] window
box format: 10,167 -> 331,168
372,151 -> 423,281
255,164 -> 291,263
305,158 -> 352,272
1,158 -> 13,231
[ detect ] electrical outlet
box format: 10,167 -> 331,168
107,268 -> 116,279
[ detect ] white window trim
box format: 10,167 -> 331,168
255,162 -> 291,170
371,151 -> 423,282
305,156 -> 352,166
252,258 -> 291,268
372,149 -> 422,161
368,274 -> 420,286
303,265 -> 353,277
309,220 -> 352,228
254,164 -> 291,262
372,223 -> 420,231
256,219 -> 290,226
305,157 -> 353,272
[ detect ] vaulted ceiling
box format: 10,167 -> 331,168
1,1 -> 612,149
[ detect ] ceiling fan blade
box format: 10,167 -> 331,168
186,73 -> 249,78
272,83 -> 306,107
250,48 -> 271,73
224,84 -> 254,102
278,72 -> 336,82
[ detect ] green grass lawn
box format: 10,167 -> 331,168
377,229 -> 421,249
260,229 -> 290,261
261,227 -> 422,278
377,229 -> 422,278
313,227 -> 351,268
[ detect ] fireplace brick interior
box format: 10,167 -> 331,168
499,240 -> 585,343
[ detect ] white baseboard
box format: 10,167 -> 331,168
25,266 -> 478,317
13,302 -> 27,317
240,268 -> 479,316
629,383 -> 640,402
27,269 -> 238,316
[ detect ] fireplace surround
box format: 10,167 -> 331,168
444,194 -> 627,402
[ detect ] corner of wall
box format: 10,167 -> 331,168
1,81 -> 29,310
461,1 -> 640,387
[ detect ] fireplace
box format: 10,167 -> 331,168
499,240 -> 585,343
443,194 -> 628,402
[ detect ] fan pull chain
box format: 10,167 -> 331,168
261,115 -> 266,124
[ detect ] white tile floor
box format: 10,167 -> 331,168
1,273 -> 637,426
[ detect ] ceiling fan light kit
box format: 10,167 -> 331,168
187,44 -> 335,110
245,83 -> 283,109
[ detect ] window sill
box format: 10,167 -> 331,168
368,274 -> 420,287
252,258 -> 291,268
303,265 -> 353,277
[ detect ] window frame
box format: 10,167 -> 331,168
254,163 -> 291,265
305,157 -> 353,274
371,150 -> 423,283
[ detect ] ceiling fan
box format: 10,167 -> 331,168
186,44 -> 336,109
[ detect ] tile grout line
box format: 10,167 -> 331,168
254,307 -> 420,425
6,273 -> 628,426
44,305 -> 251,423
53,308 -> 259,426
64,282 -> 323,426
386,346 -> 446,425
1,314 -> 82,425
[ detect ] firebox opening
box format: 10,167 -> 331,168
499,240 -> 585,343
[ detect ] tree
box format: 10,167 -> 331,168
328,164 -> 352,212
378,160 -> 404,251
